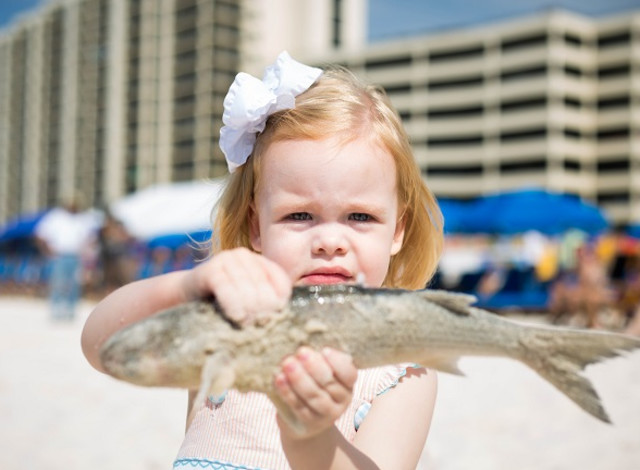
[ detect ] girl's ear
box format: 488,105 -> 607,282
248,203 -> 262,252
390,212 -> 406,256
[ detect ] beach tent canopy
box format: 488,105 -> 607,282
628,225 -> 640,239
0,208 -> 102,252
146,229 -> 212,250
439,188 -> 608,236
437,199 -> 471,234
0,209 -> 51,244
110,179 -> 224,241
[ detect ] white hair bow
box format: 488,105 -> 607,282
219,51 -> 323,173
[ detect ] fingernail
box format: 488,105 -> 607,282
274,372 -> 287,387
297,347 -> 312,361
321,347 -> 333,358
282,357 -> 297,373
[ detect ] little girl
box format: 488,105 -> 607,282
82,51 -> 443,470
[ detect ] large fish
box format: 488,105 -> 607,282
100,285 -> 640,429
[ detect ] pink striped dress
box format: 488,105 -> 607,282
173,364 -> 412,470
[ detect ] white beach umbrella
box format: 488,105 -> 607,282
110,179 -> 225,241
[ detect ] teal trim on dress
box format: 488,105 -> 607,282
354,364 -> 422,430
173,458 -> 267,469
376,363 -> 420,396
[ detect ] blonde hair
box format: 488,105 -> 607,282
214,66 -> 443,289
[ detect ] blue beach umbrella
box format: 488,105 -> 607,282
628,225 -> 640,239
0,209 -> 51,244
438,198 -> 473,234
146,229 -> 212,250
461,188 -> 608,236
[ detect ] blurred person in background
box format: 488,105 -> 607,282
35,196 -> 96,321
97,210 -> 136,294
626,304 -> 640,336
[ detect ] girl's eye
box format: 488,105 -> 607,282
287,212 -> 311,221
349,213 -> 371,222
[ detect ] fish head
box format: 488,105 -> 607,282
99,301 -> 231,389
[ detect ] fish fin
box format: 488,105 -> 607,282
418,289 -> 477,316
187,353 -> 235,426
420,355 -> 465,376
267,392 -> 309,437
520,327 -> 640,424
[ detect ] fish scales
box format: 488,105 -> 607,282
100,284 -> 640,425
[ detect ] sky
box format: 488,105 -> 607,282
368,0 -> 640,41
0,0 -> 639,37
0,0 -> 41,29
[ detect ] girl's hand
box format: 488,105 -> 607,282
182,247 -> 292,326
275,346 -> 358,440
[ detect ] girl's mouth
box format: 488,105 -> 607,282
301,273 -> 351,285
300,268 -> 352,285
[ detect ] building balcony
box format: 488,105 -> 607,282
426,174 -> 487,198
497,108 -> 548,131
425,56 -> 488,80
497,139 -> 548,159
597,139 -> 631,157
418,145 -> 487,166
597,108 -> 631,128
498,45 -> 548,69
409,116 -> 486,137
498,171 -> 548,190
598,76 -> 631,95
499,75 -> 548,100
597,172 -> 631,191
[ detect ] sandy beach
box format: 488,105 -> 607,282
0,295 -> 638,470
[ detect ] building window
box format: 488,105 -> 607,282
564,64 -> 583,77
597,96 -> 629,109
500,159 -> 547,173
563,159 -> 581,171
365,55 -> 412,70
500,128 -> 547,142
500,97 -> 546,112
563,128 -> 581,139
564,33 -> 582,47
428,45 -> 484,63
597,192 -> 630,204
384,83 -> 411,94
597,159 -> 630,172
597,128 -> 629,140
427,135 -> 483,147
428,75 -> 483,90
500,65 -> 547,81
564,97 -> 582,108
426,165 -> 483,176
501,33 -> 546,52
598,31 -> 630,48
332,0 -> 341,48
598,64 -> 630,79
428,104 -> 484,119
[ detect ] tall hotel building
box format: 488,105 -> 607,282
0,0 -> 365,224
321,10 -> 640,227
0,1 -> 639,228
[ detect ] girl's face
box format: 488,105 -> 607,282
249,136 -> 405,288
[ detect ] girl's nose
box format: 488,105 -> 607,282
311,226 -> 347,256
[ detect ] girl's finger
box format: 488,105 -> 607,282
297,347 -> 353,406
321,347 -> 358,389
275,358 -> 324,422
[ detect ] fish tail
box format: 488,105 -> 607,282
518,326 -> 640,423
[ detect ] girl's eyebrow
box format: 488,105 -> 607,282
272,200 -> 390,217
